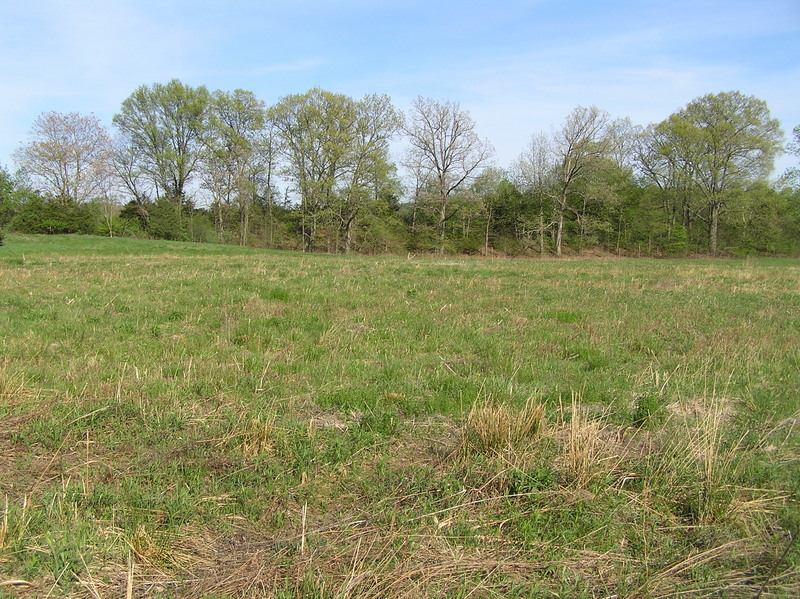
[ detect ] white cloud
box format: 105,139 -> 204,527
1,0 -> 797,178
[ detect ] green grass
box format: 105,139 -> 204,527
1,234 -> 799,597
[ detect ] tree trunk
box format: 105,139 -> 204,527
214,199 -> 224,237
484,205 -> 492,256
266,188 -> 274,247
555,191 -> 567,257
438,196 -> 448,253
239,207 -> 249,246
709,200 -> 720,256
539,210 -> 545,257
343,212 -> 356,254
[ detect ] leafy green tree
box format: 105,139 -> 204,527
202,89 -> 267,244
0,167 -> 18,229
118,199 -> 150,230
146,196 -> 187,241
655,92 -> 783,254
469,167 -> 527,255
491,178 -> 531,255
571,156 -> 637,252
270,88 -> 356,250
781,124 -> 800,188
113,80 -> 210,211
721,182 -> 796,254
633,123 -> 698,246
11,196 -> 99,234
270,88 -> 401,252
336,93 -> 401,253
252,120 -> 283,248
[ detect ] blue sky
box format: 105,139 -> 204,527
2,0 -> 798,176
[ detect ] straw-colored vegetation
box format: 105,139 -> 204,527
0,234 -> 798,597
462,396 -> 546,457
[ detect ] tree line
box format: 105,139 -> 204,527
2,80 -> 798,256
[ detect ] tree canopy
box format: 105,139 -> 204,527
7,84 -> 797,256
652,91 -> 783,254
113,79 -> 211,203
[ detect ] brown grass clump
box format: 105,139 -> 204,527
563,406 -> 607,489
0,496 -> 8,552
128,524 -> 166,564
462,396 -> 546,457
0,368 -> 34,406
557,393 -> 626,490
238,415 -> 276,456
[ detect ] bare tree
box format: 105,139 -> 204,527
113,134 -> 153,206
14,111 -> 113,205
553,106 -> 610,256
402,97 -> 494,252
513,132 -> 556,256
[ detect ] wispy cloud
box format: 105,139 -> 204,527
1,0 -> 798,174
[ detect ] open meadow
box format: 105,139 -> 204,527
1,234 -> 799,598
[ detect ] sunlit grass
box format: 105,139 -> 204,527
1,234 -> 799,597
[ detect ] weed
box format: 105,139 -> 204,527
632,393 -> 666,427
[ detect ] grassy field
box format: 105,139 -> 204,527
1,234 -> 799,598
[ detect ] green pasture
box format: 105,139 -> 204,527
1,234 -> 798,597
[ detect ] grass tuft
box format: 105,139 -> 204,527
561,393 -> 618,489
128,525 -> 165,564
238,414 -> 277,457
0,368 -> 34,406
462,395 -> 546,458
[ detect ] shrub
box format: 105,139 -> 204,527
494,235 -> 526,256
632,393 -> 666,427
146,197 -> 190,241
664,225 -> 689,255
10,197 -> 100,234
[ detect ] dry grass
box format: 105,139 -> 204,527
628,535 -> 800,598
462,396 -> 546,458
0,496 -> 8,552
0,367 -> 34,406
653,391 -> 787,525
563,398 -> 607,489
556,393 -> 629,490
37,518 -> 800,599
238,415 -> 276,457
